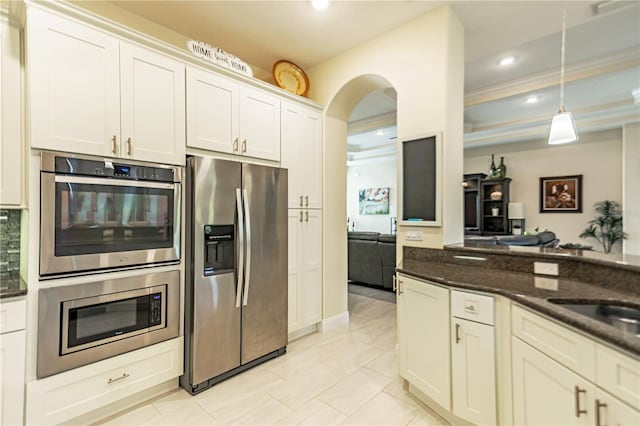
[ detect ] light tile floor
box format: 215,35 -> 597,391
97,292 -> 448,425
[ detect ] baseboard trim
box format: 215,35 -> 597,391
288,324 -> 318,342
319,310 -> 350,332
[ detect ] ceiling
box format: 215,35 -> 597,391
108,0 -> 640,155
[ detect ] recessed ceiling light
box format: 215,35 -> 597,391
525,95 -> 539,104
311,0 -> 329,11
376,130 -> 384,136
499,56 -> 515,66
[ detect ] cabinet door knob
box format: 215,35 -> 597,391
304,195 -> 309,207
398,280 -> 403,295
233,138 -> 239,152
305,211 -> 308,222
299,195 -> 304,207
126,137 -> 132,156
242,139 -> 247,153
299,211 -> 303,222
392,276 -> 397,292
574,386 -> 587,417
455,323 -> 461,343
111,135 -> 117,154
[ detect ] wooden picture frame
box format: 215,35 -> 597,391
539,175 -> 583,213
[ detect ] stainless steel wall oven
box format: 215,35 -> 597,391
37,270 -> 180,378
40,152 -> 181,277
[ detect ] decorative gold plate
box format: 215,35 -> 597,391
273,60 -> 309,97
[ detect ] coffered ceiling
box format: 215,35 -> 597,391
106,0 -> 640,152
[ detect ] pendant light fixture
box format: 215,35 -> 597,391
548,6 -> 578,145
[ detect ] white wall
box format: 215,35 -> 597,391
347,159 -> 397,233
464,128 -> 623,250
623,122 -> 640,256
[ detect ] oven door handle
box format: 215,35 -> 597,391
235,188 -> 244,309
54,175 -> 176,190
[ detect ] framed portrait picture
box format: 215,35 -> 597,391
539,175 -> 583,213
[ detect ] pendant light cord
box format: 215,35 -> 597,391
559,6 -> 567,112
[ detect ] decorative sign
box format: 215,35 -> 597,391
186,40 -> 253,77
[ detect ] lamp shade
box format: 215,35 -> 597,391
548,111 -> 578,144
508,202 -> 525,219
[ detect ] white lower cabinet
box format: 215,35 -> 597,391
26,337 -> 183,425
397,275 -> 451,409
0,299 -> 27,426
287,209 -> 322,336
451,318 -> 496,425
512,306 -> 640,426
512,336 -> 594,425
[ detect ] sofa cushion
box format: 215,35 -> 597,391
496,235 -> 541,246
348,231 -> 380,241
378,234 -> 396,243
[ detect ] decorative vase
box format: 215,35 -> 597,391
496,156 -> 507,178
488,154 -> 497,177
491,207 -> 499,216
490,191 -> 502,200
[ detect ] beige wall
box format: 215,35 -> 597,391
347,159 -> 397,233
308,6 -> 464,319
464,129 -> 623,250
623,122 -> 640,256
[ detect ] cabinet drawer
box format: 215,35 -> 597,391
26,337 -> 183,425
452,290 -> 494,325
596,344 -> 640,410
512,304 -> 596,380
0,299 -> 26,333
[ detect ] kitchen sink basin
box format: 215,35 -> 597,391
546,299 -> 640,336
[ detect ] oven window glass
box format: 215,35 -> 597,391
67,295 -> 150,349
55,183 -> 174,256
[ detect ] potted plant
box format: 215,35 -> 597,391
579,200 -> 627,253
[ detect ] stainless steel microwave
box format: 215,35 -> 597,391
37,270 -> 180,378
39,151 -> 181,277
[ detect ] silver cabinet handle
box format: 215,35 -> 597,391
595,399 -> 607,426
299,195 -> 304,207
111,135 -> 117,154
305,211 -> 308,222
242,139 -> 247,153
242,188 -> 251,306
392,275 -> 397,292
398,280 -> 403,295
233,137 -> 239,152
126,137 -> 132,156
107,373 -> 130,384
304,195 -> 309,207
299,211 -> 303,222
574,386 -> 587,417
455,323 -> 461,344
235,188 -> 245,308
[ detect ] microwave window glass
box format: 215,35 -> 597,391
55,183 -> 175,256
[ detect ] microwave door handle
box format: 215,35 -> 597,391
54,175 -> 175,190
235,188 -> 244,309
242,188 -> 251,307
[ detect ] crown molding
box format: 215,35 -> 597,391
465,48 -> 640,107
347,112 -> 396,136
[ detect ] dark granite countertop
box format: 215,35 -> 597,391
445,242 -> 640,272
398,259 -> 640,358
0,276 -> 28,299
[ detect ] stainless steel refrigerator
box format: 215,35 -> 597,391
181,156 -> 288,394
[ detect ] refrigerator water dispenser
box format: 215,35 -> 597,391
203,224 -> 235,276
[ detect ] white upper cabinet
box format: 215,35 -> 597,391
186,66 -> 281,162
281,102 -> 323,209
0,18 -> 23,206
120,42 -> 185,165
27,8 -> 185,165
186,66 -> 239,154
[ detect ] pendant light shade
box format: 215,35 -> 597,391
549,111 -> 578,145
548,6 -> 578,145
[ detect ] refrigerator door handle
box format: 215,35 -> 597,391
242,188 -> 252,306
235,188 -> 244,308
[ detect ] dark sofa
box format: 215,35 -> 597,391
464,231 -> 559,248
348,232 -> 396,290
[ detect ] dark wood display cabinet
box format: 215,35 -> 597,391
463,173 -> 486,235
480,178 -> 511,235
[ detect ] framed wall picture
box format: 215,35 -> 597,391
359,187 -> 390,215
539,175 -> 583,213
